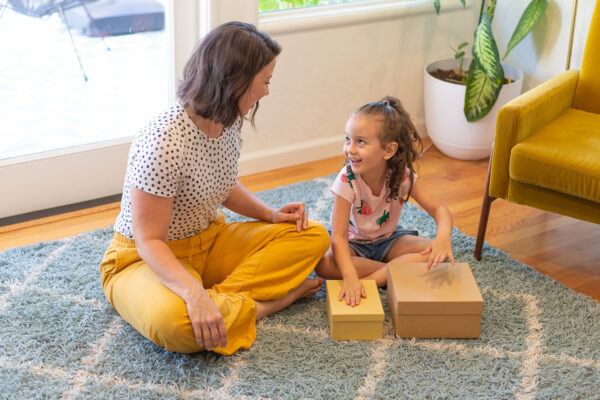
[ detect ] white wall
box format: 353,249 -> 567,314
238,1 -> 478,175
493,0 -> 592,89
233,0 -> 588,176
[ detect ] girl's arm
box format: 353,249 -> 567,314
130,186 -> 227,351
222,181 -> 308,232
409,180 -> 455,270
331,194 -> 366,306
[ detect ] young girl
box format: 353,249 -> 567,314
315,96 -> 454,306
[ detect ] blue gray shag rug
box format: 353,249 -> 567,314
1,174 -> 599,399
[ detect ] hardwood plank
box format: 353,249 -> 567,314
0,202 -> 120,234
1,145 -> 598,302
0,206 -> 119,250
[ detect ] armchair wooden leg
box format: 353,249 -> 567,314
475,156 -> 496,261
475,190 -> 495,260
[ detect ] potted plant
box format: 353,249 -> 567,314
424,0 -> 548,160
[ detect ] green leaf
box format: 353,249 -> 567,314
287,0 -> 319,7
455,51 -> 465,59
464,59 -> 503,122
472,13 -> 501,81
434,0 -> 465,14
504,0 -> 548,58
486,1 -> 497,21
458,42 -> 469,50
259,0 -> 280,12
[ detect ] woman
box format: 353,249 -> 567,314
99,21 -> 329,355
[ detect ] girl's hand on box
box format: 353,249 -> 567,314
420,236 -> 455,271
339,277 -> 366,306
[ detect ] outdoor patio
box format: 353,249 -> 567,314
0,1 -> 169,161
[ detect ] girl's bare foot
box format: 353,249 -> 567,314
255,277 -> 324,320
365,265 -> 388,287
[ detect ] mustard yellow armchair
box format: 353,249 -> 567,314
474,1 -> 600,260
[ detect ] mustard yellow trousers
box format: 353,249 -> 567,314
100,213 -> 329,355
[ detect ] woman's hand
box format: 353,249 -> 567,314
185,289 -> 228,351
271,202 -> 308,232
420,236 -> 455,271
223,184 -> 308,231
339,277 -> 366,306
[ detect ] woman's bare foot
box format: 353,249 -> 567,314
290,277 -> 324,298
255,277 -> 324,320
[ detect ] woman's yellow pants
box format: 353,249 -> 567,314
99,213 -> 329,355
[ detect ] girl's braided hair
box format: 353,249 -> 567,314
346,95 -> 422,202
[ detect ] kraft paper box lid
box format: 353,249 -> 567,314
388,262 -> 483,315
327,280 -> 384,322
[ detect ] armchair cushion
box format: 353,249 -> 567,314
510,109 -> 600,203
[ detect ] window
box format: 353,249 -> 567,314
0,0 -> 204,219
259,0 -> 372,13
0,0 -> 170,161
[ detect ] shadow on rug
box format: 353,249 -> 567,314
1,174 -> 599,399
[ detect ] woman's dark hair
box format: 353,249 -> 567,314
346,95 -> 423,202
177,21 -> 281,128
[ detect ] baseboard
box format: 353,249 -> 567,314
0,194 -> 122,228
0,139 -> 130,219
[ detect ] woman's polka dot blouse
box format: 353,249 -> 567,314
115,102 -> 242,241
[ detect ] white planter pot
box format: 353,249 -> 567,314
424,58 -> 524,160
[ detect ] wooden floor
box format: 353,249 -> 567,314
1,146 -> 599,300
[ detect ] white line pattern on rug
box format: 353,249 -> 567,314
86,372 -> 213,398
210,352 -> 256,400
354,322 -> 394,400
62,316 -> 124,399
409,287 -> 545,399
482,286 -> 513,299
0,238 -> 75,311
542,353 -> 600,369
309,177 -> 335,221
409,338 -> 513,359
0,357 -> 69,379
514,294 -> 542,400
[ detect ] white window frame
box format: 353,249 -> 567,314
205,0 -> 469,33
258,0 -> 468,34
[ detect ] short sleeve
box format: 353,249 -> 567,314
128,128 -> 183,198
236,119 -> 243,146
330,167 -> 357,205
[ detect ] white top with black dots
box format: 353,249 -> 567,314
115,102 -> 242,241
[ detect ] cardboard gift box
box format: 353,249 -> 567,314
387,262 -> 484,338
326,279 -> 384,340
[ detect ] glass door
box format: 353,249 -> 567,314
0,0 -> 200,219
